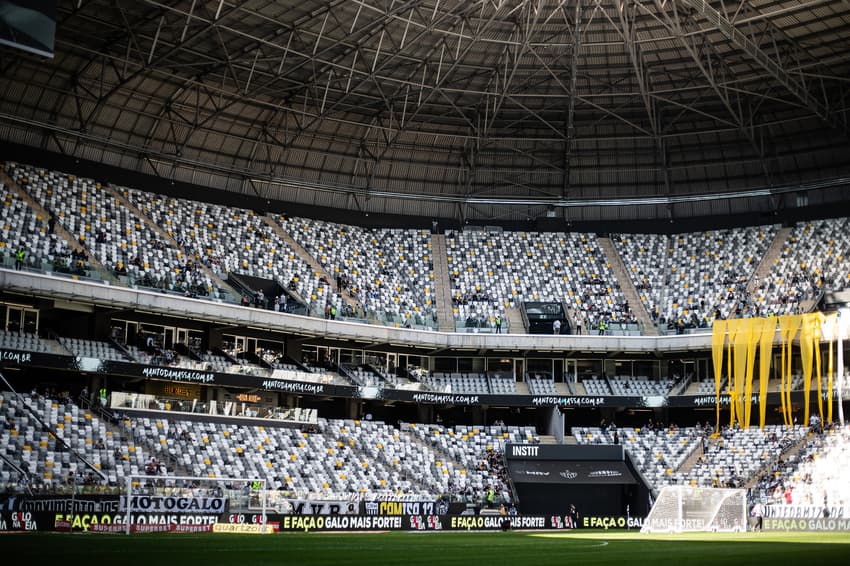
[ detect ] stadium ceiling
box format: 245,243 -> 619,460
0,0 -> 849,223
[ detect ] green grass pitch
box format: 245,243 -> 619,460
3,530 -> 849,565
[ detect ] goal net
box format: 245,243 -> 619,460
117,474 -> 269,534
641,486 -> 747,533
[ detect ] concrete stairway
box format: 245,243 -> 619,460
597,236 -> 658,335
0,168 -> 118,282
675,441 -> 705,476
748,226 -> 793,293
105,186 -> 236,298
745,432 -> 811,489
430,233 -> 456,332
261,214 -> 362,313
504,306 -> 525,333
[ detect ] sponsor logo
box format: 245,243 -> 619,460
764,517 -> 850,532
692,394 -> 764,407
3,495 -> 120,514
279,515 -> 403,531
559,470 -> 578,480
283,500 -> 356,515
524,470 -> 550,476
213,523 -> 274,534
0,511 -> 37,531
0,350 -> 32,364
764,505 -> 847,519
141,367 -> 214,383
366,501 -> 436,516
588,470 -> 623,478
410,393 -> 480,405
511,445 -> 539,457
531,396 -> 606,407
260,380 -> 325,394
582,516 -> 644,530
123,496 -> 225,514
410,515 -> 443,531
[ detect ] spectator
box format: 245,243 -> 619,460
553,319 -> 561,334
14,246 -> 25,270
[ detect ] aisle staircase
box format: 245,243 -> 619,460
430,233 -> 456,332
504,306 -> 525,334
261,214 -> 362,313
597,236 -> 658,335
748,226 -> 793,292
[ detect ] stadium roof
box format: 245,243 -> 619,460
1,0 -> 849,222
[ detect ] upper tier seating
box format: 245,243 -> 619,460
0,181 -> 71,272
7,163 -> 216,297
278,216 -> 436,327
754,218 -> 850,315
446,229 -> 633,331
612,225 -> 777,331
126,191 -> 322,308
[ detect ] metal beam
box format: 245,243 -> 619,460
675,0 -> 845,135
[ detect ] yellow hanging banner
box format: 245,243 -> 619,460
758,317 -> 776,429
743,318 -> 762,428
711,319 -> 728,433
731,319 -> 753,428
800,314 -> 816,425
727,319 -> 743,427
778,315 -> 803,427
812,312 -> 825,422
712,313 -> 840,430
825,314 -> 836,423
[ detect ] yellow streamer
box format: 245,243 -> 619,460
827,314 -> 835,423
813,313 -> 824,422
800,315 -> 815,425
743,318 -> 761,428
712,313 -> 837,430
758,317 -> 776,429
780,315 -> 803,427
711,320 -> 727,433
727,319 -> 742,427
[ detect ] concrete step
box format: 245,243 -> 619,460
597,236 -> 658,335
430,233 -> 456,332
504,306 -> 525,334
750,226 -> 793,290
262,214 -> 362,313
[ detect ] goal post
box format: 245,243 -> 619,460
123,474 -> 268,535
641,486 -> 747,533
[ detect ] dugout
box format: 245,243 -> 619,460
505,443 -> 651,519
